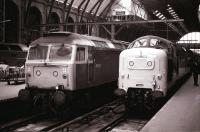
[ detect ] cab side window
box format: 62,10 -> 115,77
76,47 -> 85,61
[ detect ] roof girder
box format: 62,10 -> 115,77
80,0 -> 91,22
47,0 -> 56,24
65,0 -> 75,23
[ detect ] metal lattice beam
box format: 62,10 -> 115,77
93,0 -> 104,17
35,19 -> 184,27
63,0 -> 69,9
77,0 -> 86,14
88,0 -> 101,14
99,0 -> 117,18
80,0 -> 91,22
153,10 -> 183,36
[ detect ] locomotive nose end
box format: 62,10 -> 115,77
114,89 -> 126,97
18,89 -> 31,102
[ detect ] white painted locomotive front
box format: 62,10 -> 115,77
118,48 -> 168,96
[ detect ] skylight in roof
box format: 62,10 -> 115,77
119,0 -> 132,10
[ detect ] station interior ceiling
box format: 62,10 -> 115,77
0,0 -> 200,44
142,0 -> 200,32
57,0 -> 200,33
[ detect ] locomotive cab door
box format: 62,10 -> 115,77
87,46 -> 94,83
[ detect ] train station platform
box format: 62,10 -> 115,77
142,76 -> 200,132
0,82 -> 25,101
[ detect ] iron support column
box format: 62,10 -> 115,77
111,24 -> 115,40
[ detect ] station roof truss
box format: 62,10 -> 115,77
141,0 -> 199,33
24,0 -> 151,24
56,0 -> 118,20
36,19 -> 184,27
23,0 -> 199,41
152,9 -> 187,37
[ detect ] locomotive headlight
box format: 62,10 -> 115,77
55,84 -> 64,90
157,74 -> 162,80
62,74 -> 68,79
129,61 -> 134,66
35,70 -> 41,76
55,85 -> 59,90
53,71 -> 58,77
26,73 -> 31,77
147,61 -> 152,66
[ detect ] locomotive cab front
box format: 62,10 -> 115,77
25,44 -> 74,90
19,43 -> 77,105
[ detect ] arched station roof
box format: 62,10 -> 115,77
56,0 -> 118,17
177,32 -> 200,54
178,32 -> 200,44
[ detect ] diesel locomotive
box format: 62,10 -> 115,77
116,35 -> 191,110
18,32 -> 129,110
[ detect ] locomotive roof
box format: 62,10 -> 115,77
30,32 -> 116,48
131,35 -> 173,44
128,35 -> 174,48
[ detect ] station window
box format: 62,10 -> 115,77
76,47 -> 85,61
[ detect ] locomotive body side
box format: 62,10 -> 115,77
76,47 -> 121,90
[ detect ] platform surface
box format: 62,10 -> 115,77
142,76 -> 200,132
0,82 -> 25,101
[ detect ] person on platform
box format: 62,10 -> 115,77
191,58 -> 199,86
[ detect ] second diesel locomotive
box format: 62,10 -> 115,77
18,32 -> 129,110
116,35 -> 191,110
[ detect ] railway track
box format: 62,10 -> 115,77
47,99 -> 150,132
106,118 -> 148,132
46,99 -> 124,132
0,112 -> 47,131
0,99 -> 150,132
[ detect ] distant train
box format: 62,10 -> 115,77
0,43 -> 28,84
0,43 -> 28,66
18,32 -> 129,110
115,35 -> 192,110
